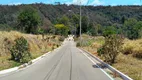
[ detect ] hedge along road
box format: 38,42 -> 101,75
0,38 -> 113,80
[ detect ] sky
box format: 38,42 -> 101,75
0,0 -> 142,6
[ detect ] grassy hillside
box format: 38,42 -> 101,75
78,35 -> 142,80
0,31 -> 62,70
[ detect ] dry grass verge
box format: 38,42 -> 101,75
113,54 -> 142,80
0,31 -> 62,70
79,35 -> 142,80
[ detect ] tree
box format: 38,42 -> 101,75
86,22 -> 96,36
70,14 -> 80,36
18,6 -> 41,33
121,16 -> 125,24
134,21 -> 142,38
123,18 -> 141,39
95,24 -> 103,35
55,24 -> 69,36
58,16 -> 70,26
103,26 -> 116,37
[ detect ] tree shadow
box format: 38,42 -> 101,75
92,63 -> 107,69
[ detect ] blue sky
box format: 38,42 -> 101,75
0,0 -> 142,6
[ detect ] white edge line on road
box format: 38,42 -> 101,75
78,49 -> 114,80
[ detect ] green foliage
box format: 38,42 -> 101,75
103,26 -> 116,37
55,24 -> 69,36
0,4 -> 142,37
97,35 -> 123,64
124,18 -> 142,39
135,21 -> 142,38
57,16 -> 70,26
10,37 -> 31,63
95,24 -> 103,35
18,6 -> 41,33
0,24 -> 13,31
36,27 -> 44,34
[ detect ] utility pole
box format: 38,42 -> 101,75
80,1 -> 82,46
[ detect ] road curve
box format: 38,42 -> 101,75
0,40 -> 112,80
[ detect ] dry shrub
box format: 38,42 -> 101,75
59,36 -> 65,41
98,35 -> 124,64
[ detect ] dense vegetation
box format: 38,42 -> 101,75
0,4 -> 142,39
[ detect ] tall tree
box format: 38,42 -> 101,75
54,24 -> 69,36
124,18 -> 138,39
18,6 -> 41,33
103,26 -> 117,37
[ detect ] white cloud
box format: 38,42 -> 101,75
8,2 -> 22,5
133,3 -> 140,5
91,0 -> 104,5
72,0 -> 88,5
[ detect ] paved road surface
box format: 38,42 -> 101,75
0,40 -> 112,80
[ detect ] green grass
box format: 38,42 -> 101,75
0,56 -> 21,70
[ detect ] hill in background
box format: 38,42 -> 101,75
0,4 -> 142,33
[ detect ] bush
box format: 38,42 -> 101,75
10,37 -> 31,63
59,36 -> 65,41
76,42 -> 81,47
97,35 -> 123,64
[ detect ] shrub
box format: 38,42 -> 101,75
76,42 -> 81,47
59,36 -> 65,41
97,35 -> 124,64
10,37 -> 31,63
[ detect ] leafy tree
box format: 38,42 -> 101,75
82,16 -> 88,33
70,14 -> 80,36
18,6 -> 41,33
121,16 -> 126,24
123,18 -> 139,39
134,21 -> 142,38
55,24 -> 69,36
58,16 -> 70,26
95,24 -> 103,35
103,26 -> 116,37
86,22 -> 96,36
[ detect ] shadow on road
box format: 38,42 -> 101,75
92,63 -> 107,69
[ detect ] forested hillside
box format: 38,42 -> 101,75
0,3 -> 142,38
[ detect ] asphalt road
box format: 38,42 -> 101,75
0,40 -> 112,80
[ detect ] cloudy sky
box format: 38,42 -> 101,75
0,0 -> 142,6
